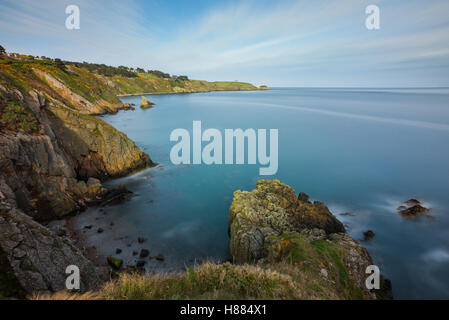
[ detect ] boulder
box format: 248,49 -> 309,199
122,103 -> 135,111
140,96 -> 154,109
363,230 -> 376,240
397,199 -> 431,218
140,249 -> 150,258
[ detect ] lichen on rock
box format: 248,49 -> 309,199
229,180 -> 389,299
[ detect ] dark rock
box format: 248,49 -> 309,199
97,228 -> 104,233
115,248 -> 122,254
0,181 -> 101,293
84,225 -> 93,229
88,185 -> 133,207
375,276 -> 394,300
138,237 -> 145,244
122,103 -> 135,111
107,256 -> 123,270
136,260 -> 146,268
398,205 -> 431,218
140,249 -> 150,258
298,192 -> 311,203
363,230 -> 376,241
340,212 -> 355,217
155,254 -> 165,261
132,251 -> 138,256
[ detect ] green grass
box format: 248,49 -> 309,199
0,99 -> 39,134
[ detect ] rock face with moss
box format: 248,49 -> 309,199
0,179 -> 101,294
229,180 -> 388,299
0,84 -> 153,221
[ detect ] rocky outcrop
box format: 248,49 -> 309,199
140,96 -> 154,109
229,180 -> 345,263
229,180 -> 389,299
0,179 -> 101,294
0,84 -> 153,220
46,103 -> 153,180
397,199 -> 431,218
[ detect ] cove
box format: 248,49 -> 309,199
72,88 -> 449,299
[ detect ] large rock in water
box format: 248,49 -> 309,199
140,96 -> 154,109
0,180 -> 101,294
229,180 -> 389,299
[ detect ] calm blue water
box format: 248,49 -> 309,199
78,88 -> 449,299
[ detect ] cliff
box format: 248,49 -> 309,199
0,56 -> 157,295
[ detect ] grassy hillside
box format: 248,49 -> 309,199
0,56 -> 263,119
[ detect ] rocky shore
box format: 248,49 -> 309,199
229,180 -> 392,300
0,64 -> 154,296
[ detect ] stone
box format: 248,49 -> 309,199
398,204 -> 431,218
140,249 -> 150,258
363,230 -> 376,240
140,96 -> 154,109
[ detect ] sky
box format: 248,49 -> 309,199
1,0 -> 449,87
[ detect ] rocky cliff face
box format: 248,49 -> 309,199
0,83 -> 152,221
0,65 -> 154,295
0,178 -> 101,294
229,180 -> 390,299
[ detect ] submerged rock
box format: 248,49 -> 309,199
399,205 -> 431,218
397,199 -> 431,218
140,96 -> 154,109
363,230 -> 376,241
155,254 -> 165,261
140,249 -> 150,258
122,103 -> 135,111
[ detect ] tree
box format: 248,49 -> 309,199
0,45 -> 5,54
54,58 -> 66,71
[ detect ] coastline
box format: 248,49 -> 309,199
117,87 -> 268,97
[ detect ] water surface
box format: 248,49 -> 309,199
74,88 -> 449,299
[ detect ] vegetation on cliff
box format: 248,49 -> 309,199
0,55 -> 264,117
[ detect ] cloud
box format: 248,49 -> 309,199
1,0 -> 448,86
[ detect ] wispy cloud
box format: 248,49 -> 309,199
1,0 -> 448,86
